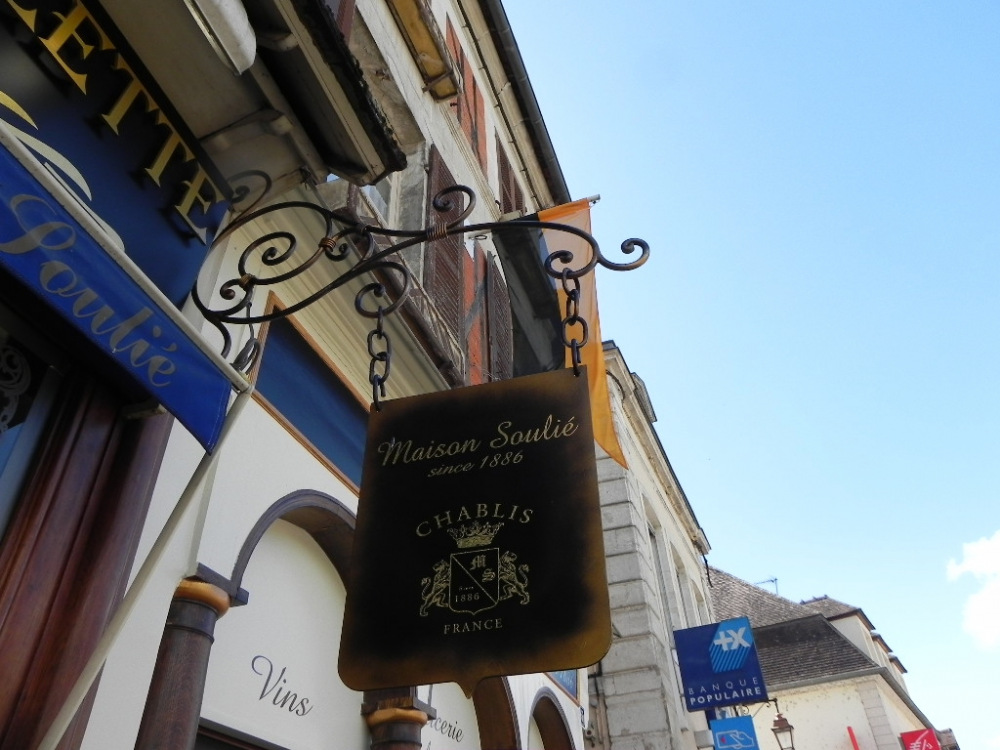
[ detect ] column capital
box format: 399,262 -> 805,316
362,690 -> 435,749
365,708 -> 430,729
174,578 -> 230,617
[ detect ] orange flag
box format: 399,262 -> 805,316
537,200 -> 628,468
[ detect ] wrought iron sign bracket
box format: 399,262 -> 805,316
192,185 -> 649,407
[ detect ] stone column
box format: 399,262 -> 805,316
134,579 -> 230,750
362,688 -> 435,750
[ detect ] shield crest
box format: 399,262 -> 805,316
449,548 -> 501,615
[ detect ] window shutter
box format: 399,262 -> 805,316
425,146 -> 465,346
446,21 -> 473,144
496,138 -> 524,215
464,242 -> 488,385
446,19 -> 487,172
473,81 -> 487,170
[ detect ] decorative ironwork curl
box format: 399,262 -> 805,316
538,230 -> 650,279
227,170 -> 273,217
193,186 -> 648,392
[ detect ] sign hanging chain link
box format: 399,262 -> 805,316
368,263 -> 589,405
368,305 -> 392,410
560,269 -> 588,376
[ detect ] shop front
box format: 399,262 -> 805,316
0,1 -> 243,743
2,2 -> 603,747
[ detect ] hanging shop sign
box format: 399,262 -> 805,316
900,729 -> 942,750
674,617 -> 768,711
710,715 -> 760,750
339,367 -> 611,696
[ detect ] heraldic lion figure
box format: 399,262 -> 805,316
419,559 -> 450,615
498,551 -> 530,605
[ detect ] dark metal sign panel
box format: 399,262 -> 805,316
339,368 -> 611,695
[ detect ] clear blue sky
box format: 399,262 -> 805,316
504,2 -> 1000,748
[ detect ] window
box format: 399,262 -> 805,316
196,725 -> 286,750
446,20 -> 487,171
424,146 -> 466,350
496,136 -> 524,216
0,310 -> 62,539
648,524 -> 675,631
672,547 -> 697,628
548,669 -> 579,698
485,255 -> 513,381
361,175 -> 393,224
255,315 -> 368,487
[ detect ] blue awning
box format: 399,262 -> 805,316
1,141 -> 240,451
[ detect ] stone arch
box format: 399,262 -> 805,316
473,676 -> 521,750
529,688 -> 574,750
136,489 -> 357,748
228,489 -> 356,591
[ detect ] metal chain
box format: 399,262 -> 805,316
367,307 -> 392,410
560,269 -> 588,376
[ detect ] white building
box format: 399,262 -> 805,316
709,569 -> 958,750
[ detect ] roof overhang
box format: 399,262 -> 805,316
252,0 -> 407,182
385,0 -> 461,100
478,0 -> 570,206
100,0 -> 405,189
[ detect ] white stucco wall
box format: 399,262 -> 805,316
754,677 -> 929,750
201,520 -> 366,749
84,392 -> 588,750
418,672 -> 586,750
81,395 -> 361,750
419,683 -> 481,750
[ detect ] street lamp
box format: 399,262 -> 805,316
771,713 -> 795,750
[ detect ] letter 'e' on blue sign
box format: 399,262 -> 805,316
674,617 -> 768,712
711,716 -> 760,750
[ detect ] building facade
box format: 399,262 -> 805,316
587,343 -> 716,750
0,0 -> 601,748
709,569 -> 959,750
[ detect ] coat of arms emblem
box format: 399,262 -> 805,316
419,520 -> 530,616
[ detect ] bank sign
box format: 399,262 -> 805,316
339,368 -> 612,696
710,716 -> 760,750
674,617 -> 767,711
900,730 -> 941,750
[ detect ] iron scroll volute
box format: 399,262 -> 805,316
192,185 -> 649,397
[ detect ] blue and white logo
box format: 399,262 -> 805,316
711,716 -> 760,749
674,616 -> 768,712
710,619 -> 754,673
